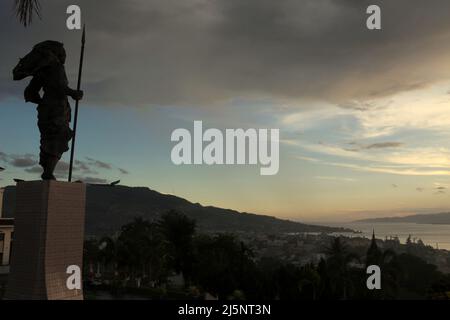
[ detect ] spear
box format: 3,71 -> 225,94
68,25 -> 86,182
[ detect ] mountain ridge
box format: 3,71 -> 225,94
1,184 -> 353,236
355,212 -> 450,224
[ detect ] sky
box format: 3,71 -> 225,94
3,0 -> 450,222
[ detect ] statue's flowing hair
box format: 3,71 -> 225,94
14,0 -> 41,27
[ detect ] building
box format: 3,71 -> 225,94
0,188 -> 14,274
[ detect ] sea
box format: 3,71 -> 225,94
323,222 -> 450,251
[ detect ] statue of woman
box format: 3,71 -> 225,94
13,41 -> 83,180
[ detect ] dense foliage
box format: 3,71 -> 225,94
83,211 -> 450,300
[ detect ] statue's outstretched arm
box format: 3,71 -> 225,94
24,76 -> 43,104
54,65 -> 83,101
65,86 -> 83,101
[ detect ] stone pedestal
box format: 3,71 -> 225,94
5,181 -> 86,300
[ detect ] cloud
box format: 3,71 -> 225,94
364,142 -> 404,150
431,183 -> 448,194
25,161 -> 80,178
3,0 -> 450,107
315,176 -> 356,182
24,166 -> 42,174
0,152 -> 39,168
2,151 -> 128,181
296,154 -> 450,176
278,79 -> 450,180
298,142 -> 450,171
74,160 -> 91,172
9,155 -> 37,168
342,141 -> 404,152
76,176 -> 108,184
338,101 -> 383,112
86,157 -> 112,170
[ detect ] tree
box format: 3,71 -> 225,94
366,230 -> 382,267
83,238 -> 100,281
396,253 -> 442,298
377,249 -> 400,299
98,236 -> 119,276
158,210 -> 196,284
116,217 -> 167,286
323,237 -> 360,299
365,233 -> 399,299
406,234 -> 413,245
192,234 -> 256,299
14,0 -> 41,26
406,234 -> 414,254
298,263 -> 321,300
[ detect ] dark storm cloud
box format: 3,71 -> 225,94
2,0 -> 450,107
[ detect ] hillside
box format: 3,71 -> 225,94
1,184 -> 352,236
355,212 -> 450,225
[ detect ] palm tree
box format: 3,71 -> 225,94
372,249 -> 399,299
298,264 -> 321,300
324,237 -> 360,299
158,210 -> 196,284
14,0 -> 41,26
116,217 -> 155,283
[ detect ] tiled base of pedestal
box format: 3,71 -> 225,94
5,181 -> 86,300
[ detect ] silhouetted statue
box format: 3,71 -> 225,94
13,41 -> 83,180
